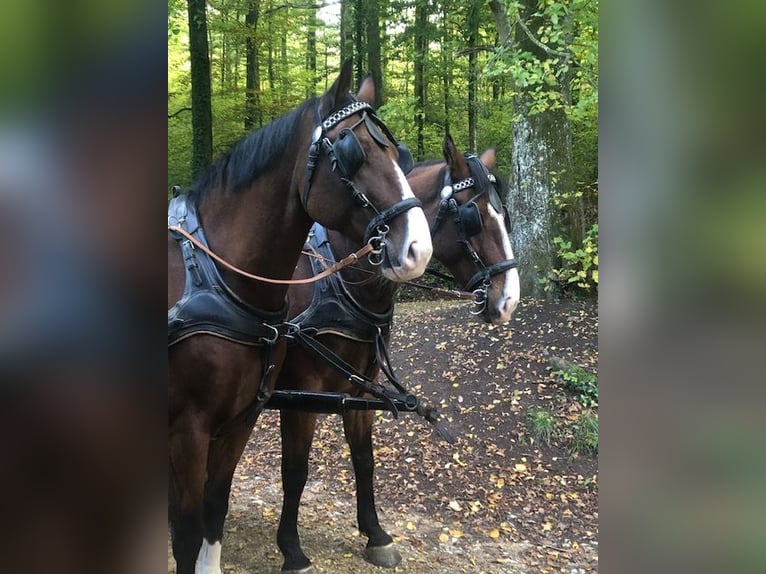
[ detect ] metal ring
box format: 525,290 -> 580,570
260,324 -> 280,345
470,287 -> 488,315
368,249 -> 385,266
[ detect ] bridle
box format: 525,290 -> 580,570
302,99 -> 419,266
430,154 -> 518,315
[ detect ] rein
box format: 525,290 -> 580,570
168,224 -> 376,285
299,248 -> 477,301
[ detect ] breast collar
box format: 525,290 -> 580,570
167,192 -> 288,347
289,223 -> 393,343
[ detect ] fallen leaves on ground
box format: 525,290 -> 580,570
169,297 -> 598,574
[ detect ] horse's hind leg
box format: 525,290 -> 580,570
343,410 -> 402,568
277,410 -> 318,573
169,421 -> 209,574
201,422 -> 256,574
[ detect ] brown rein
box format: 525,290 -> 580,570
168,224 -> 375,285
299,249 -> 477,301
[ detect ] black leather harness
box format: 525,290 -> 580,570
281,224 -> 454,441
290,224 -> 393,343
167,191 -> 288,348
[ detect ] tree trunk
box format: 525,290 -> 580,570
306,5 -> 317,97
467,0 -> 479,152
488,0 -> 572,298
414,0 -> 427,160
187,0 -> 213,178
280,10 -> 288,105
220,5 -> 227,91
340,0 -> 354,71
353,0 -> 366,86
245,0 -> 262,130
442,1 -> 451,134
365,0 -> 383,108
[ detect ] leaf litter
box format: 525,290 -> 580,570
168,297 -> 598,573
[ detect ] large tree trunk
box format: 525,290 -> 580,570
509,105 -> 571,297
414,0 -> 427,160
244,0 -> 262,130
364,0 -> 383,108
490,0 -> 572,298
187,0 -> 213,178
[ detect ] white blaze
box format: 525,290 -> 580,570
382,160 -> 432,280
486,202 -> 521,318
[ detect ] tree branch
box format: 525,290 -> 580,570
455,45 -> 496,56
168,107 -> 192,119
515,15 -> 571,61
515,13 -> 598,83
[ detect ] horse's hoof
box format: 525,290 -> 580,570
281,566 -> 314,574
365,543 -> 402,568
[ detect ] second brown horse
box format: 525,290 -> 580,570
272,135 -> 520,572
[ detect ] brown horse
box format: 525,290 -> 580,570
168,62 -> 433,574
272,135 -> 520,572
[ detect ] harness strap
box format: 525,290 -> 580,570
363,197 -> 423,244
285,327 -> 455,442
464,258 -> 518,292
211,336 -> 281,439
287,328 -> 401,417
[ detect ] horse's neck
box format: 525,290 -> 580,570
329,229 -> 399,314
199,171 -> 309,312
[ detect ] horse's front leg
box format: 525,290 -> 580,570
277,410 -> 318,573
342,409 -> 402,568
199,421 -> 255,574
169,416 -> 210,574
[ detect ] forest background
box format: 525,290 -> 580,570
168,0 -> 598,297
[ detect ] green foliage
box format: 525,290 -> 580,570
485,0 -> 598,121
554,363 -> 598,407
526,408 -> 556,446
571,411 -> 598,455
550,223 -> 598,293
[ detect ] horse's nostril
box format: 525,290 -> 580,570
502,297 -> 518,316
406,240 -> 431,265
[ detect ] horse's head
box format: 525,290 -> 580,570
417,135 -> 520,324
301,61 -> 432,282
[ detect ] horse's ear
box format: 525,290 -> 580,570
356,74 -> 376,106
480,147 -> 497,169
442,133 -> 465,172
322,59 -> 354,113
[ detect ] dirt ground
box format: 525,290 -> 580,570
169,297 -> 598,573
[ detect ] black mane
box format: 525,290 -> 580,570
189,97 -> 317,202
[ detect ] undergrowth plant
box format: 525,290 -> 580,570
550,223 -> 599,293
554,364 -> 598,408
571,411 -> 599,455
526,408 -> 556,446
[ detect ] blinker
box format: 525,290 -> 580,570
458,201 -> 483,238
332,128 -> 366,178
364,114 -> 389,148
395,143 -> 414,175
488,187 -> 503,214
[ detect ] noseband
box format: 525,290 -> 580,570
302,100 -> 420,266
431,155 -> 518,314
